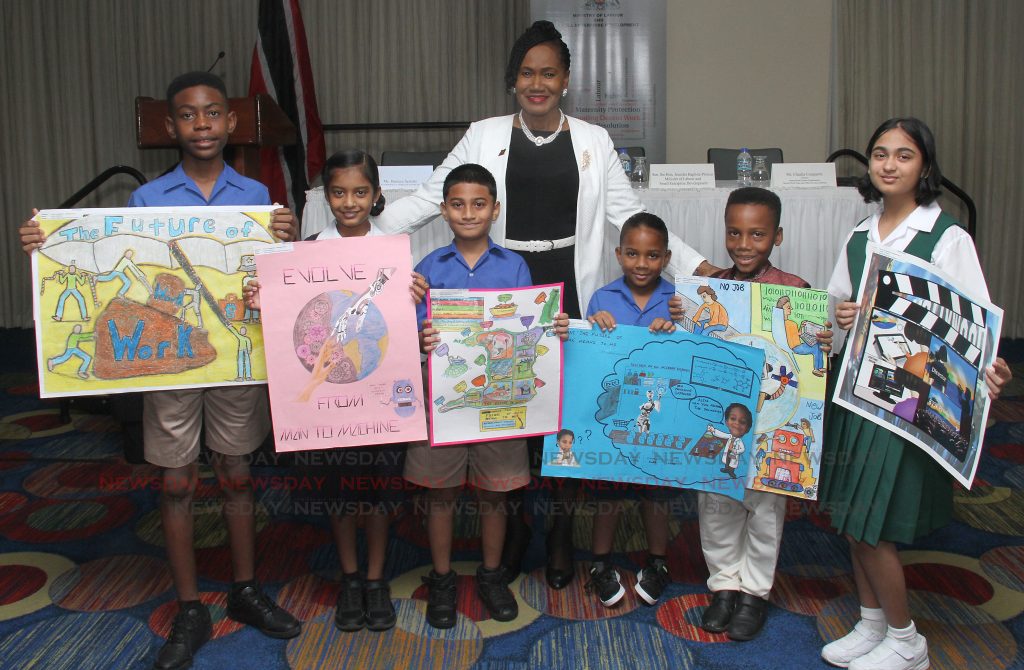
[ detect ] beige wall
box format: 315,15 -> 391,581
666,0 -> 833,164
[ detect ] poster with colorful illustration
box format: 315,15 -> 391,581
542,324 -> 765,501
255,235 -> 427,452
834,244 -> 1002,488
31,206 -> 277,397
427,284 -> 563,446
674,277 -> 830,500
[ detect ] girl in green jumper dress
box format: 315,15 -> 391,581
820,118 -> 1012,670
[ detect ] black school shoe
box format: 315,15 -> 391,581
476,565 -> 519,621
334,573 -> 365,632
634,556 -> 671,605
727,592 -> 768,641
585,561 -> 626,608
153,601 -> 212,670
226,583 -> 302,639
701,589 -> 739,633
364,579 -> 397,631
422,569 -> 458,629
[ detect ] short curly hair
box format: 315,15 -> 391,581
504,20 -> 571,91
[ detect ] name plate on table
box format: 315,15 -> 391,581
379,165 -> 434,190
770,163 -> 837,189
650,164 -> 717,190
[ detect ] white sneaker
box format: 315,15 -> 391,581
821,620 -> 886,667
849,632 -> 928,670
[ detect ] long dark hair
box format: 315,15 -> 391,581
857,117 -> 942,205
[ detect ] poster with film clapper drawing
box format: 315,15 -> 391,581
427,284 -> 564,446
674,276 -> 830,500
833,244 -> 1002,489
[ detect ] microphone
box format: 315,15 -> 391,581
207,51 -> 226,72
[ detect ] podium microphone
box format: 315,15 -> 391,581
207,51 -> 226,72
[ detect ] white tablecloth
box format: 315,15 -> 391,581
302,183 -> 877,290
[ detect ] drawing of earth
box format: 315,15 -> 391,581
292,291 -> 388,384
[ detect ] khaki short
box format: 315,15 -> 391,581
404,438 -> 529,492
143,386 -> 270,468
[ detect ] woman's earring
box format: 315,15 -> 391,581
562,89 -> 568,97
511,86 -> 517,94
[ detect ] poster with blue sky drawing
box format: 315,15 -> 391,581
674,276 -> 830,500
542,324 -> 765,501
834,244 -> 1002,489
427,284 -> 563,446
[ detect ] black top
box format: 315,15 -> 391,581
504,128 -> 579,241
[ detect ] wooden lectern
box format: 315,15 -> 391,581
135,94 -> 297,179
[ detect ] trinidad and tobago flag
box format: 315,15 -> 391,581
248,0 -> 326,217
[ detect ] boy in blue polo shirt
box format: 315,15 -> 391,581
20,71 -> 300,670
584,212 -> 678,609
410,163 -> 541,629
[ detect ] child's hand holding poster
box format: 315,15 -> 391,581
255,235 -> 427,451
542,324 -> 765,501
833,244 -> 1003,488
427,284 -> 563,445
674,277 -> 830,500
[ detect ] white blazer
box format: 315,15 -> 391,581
375,114 -> 706,314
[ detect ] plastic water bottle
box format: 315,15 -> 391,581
736,148 -> 753,187
618,149 -> 632,176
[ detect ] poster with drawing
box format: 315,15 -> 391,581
32,206 -> 276,397
541,324 -> 765,501
255,235 -> 427,451
674,277 -> 830,500
427,284 -> 563,446
833,244 -> 1002,488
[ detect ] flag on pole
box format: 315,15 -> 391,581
248,0 -> 326,217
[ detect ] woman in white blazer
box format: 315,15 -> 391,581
378,20 -> 712,592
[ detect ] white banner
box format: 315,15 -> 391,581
532,0 -> 667,163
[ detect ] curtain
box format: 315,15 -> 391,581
829,0 -> 1024,337
0,0 -> 529,328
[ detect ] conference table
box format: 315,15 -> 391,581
301,183 -> 878,291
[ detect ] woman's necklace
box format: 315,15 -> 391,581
518,109 -> 566,146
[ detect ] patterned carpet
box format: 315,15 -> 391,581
1,328 -> 1023,669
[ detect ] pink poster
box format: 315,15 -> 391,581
255,235 -> 427,451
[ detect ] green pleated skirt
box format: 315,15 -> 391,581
820,394 -> 953,547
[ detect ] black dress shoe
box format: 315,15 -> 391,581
701,589 -> 739,633
227,583 -> 302,639
545,527 -> 575,589
153,602 -> 212,670
727,592 -> 768,641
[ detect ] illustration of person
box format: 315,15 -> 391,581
179,281 -> 204,329
43,262 -> 94,321
550,428 -> 579,467
757,362 -> 785,411
706,403 -> 752,479
230,325 -> 253,381
692,285 -> 729,336
47,324 -> 94,379
636,388 -> 663,434
95,248 -> 152,298
959,385 -> 973,441
799,417 -> 815,446
776,295 -> 826,377
239,255 -> 260,323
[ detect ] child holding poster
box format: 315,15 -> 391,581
696,187 -> 831,641
820,118 -> 1011,670
583,212 -> 681,609
245,149 -> 428,633
412,163 -> 569,629
19,71 -> 301,670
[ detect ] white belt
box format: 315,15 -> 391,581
504,235 -> 576,252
